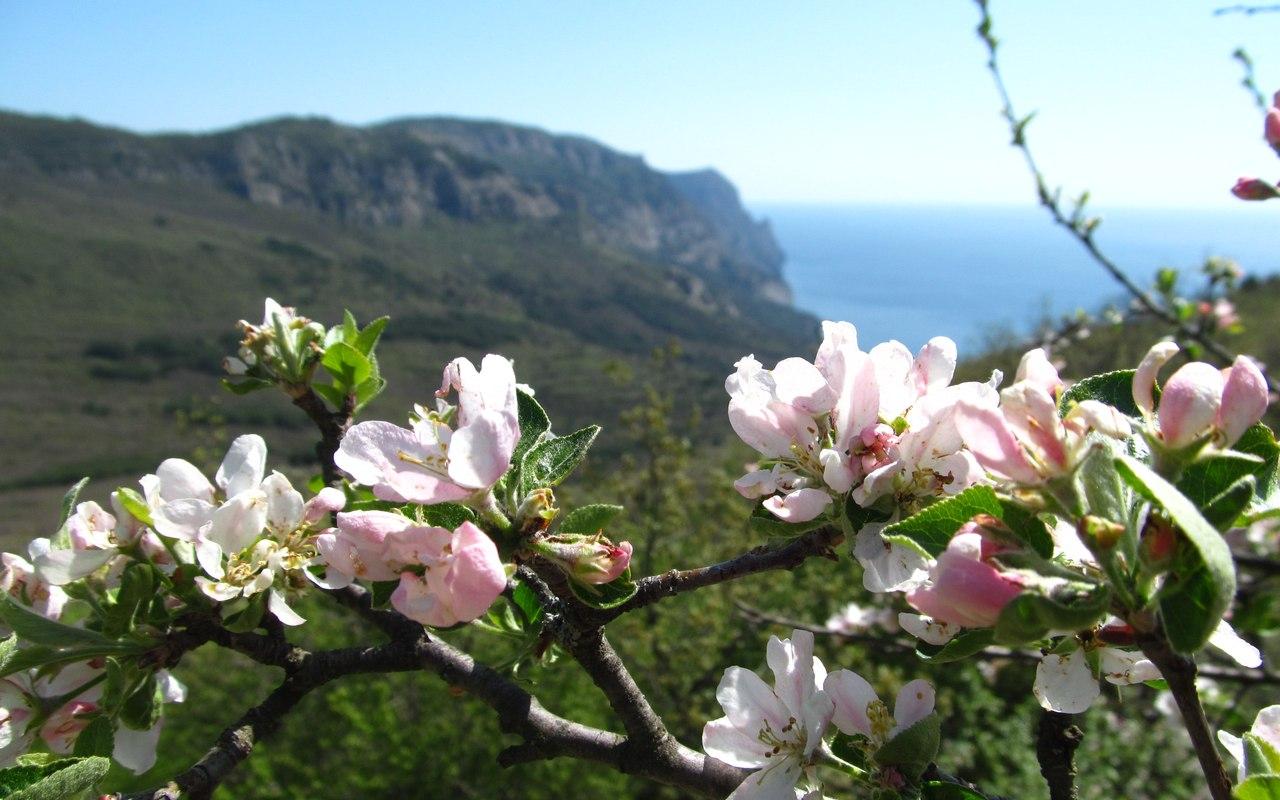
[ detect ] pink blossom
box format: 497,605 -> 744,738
1266,107 -> 1280,149
336,355 -> 520,504
1137,342 -> 1269,448
389,521 -> 506,627
40,700 -> 97,754
534,536 -> 633,584
906,528 -> 1024,628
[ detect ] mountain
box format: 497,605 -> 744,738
0,111 -> 815,537
0,111 -> 790,302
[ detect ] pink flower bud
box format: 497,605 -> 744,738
1218,356 -> 1269,446
1232,177 -> 1280,201
906,529 -> 1024,628
534,536 -> 633,585
1158,362 -> 1225,448
1266,108 -> 1280,149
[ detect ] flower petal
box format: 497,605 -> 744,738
1033,650 -> 1098,713
216,434 -> 267,498
825,669 -> 877,738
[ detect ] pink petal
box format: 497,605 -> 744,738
762,488 -> 832,522
1218,356 -> 1269,447
825,669 -> 877,737
447,409 -> 519,489
1160,362 -> 1225,448
440,522 -> 506,622
1132,341 -> 1179,416
954,402 -> 1041,484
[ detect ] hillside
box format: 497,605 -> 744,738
0,111 -> 817,539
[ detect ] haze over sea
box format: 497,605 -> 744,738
755,203 -> 1278,354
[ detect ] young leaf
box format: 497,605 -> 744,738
559,504 -> 624,535
1234,775 -> 1280,800
874,713 -> 940,779
518,425 -> 600,496
511,388 -> 551,471
1114,455 -> 1236,652
220,377 -> 274,395
0,643 -> 145,679
341,309 -> 359,343
566,570 -> 637,610
4,756 -> 111,800
119,673 -> 161,731
748,504 -> 830,538
1202,476 -> 1257,530
914,629 -> 995,663
114,487 -> 153,527
354,316 -> 390,356
882,486 -> 1050,558
312,382 -> 347,410
416,503 -> 475,530
57,478 -> 90,531
71,716 -> 114,758
321,342 -> 372,392
0,598 -> 115,648
1177,450 -> 1265,508
1059,369 -> 1144,417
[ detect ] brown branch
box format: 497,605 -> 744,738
1137,627 -> 1235,800
594,525 -> 844,624
288,386 -> 355,487
1036,710 -> 1083,800
971,0 -> 1279,393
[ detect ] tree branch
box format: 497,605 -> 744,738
1036,710 -> 1083,800
287,386 -> 355,487
1137,628 -> 1235,800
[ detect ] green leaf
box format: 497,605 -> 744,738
219,377 -> 274,395
57,478 -> 90,531
511,582 -> 543,626
559,504 -> 624,534
0,756 -> 111,800
875,713 -> 940,778
915,629 -> 995,663
0,636 -> 18,675
566,569 -> 637,610
119,673 -> 160,731
1115,455 -> 1236,652
114,487 -> 153,527
416,503 -> 476,530
1237,423 -> 1280,516
0,643 -> 145,679
1245,732 -> 1280,777
354,316 -> 389,356
354,374 -> 386,411
1177,450 -> 1265,508
312,382 -> 347,409
511,388 -> 551,473
748,504 -> 830,538
0,598 -> 115,648
993,586 -> 1110,646
882,486 -> 1050,558
321,342 -> 372,392
1236,775 -> 1280,800
518,425 -> 600,495
221,592 -> 267,633
922,782 -> 988,800
1202,476 -> 1257,530
1059,369 -> 1144,416
71,716 -> 113,758
341,309 -> 359,342
105,563 -> 155,638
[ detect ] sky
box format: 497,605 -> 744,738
1,1 -> 1277,207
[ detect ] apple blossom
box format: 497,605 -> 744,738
825,601 -> 898,635
956,348 -> 1130,485
1266,102 -> 1280,149
1032,646 -> 1159,714
825,671 -> 935,748
0,551 -> 68,621
1132,342 -> 1269,449
336,355 -> 520,505
388,521 -> 507,628
897,613 -> 962,646
906,526 -> 1025,629
702,629 -> 835,800
147,434 -> 269,542
1218,705 -> 1280,782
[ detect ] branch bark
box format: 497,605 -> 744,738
1036,710 -> 1083,800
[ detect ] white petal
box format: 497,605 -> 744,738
1218,730 -> 1245,782
195,577 -> 240,602
113,721 -> 162,774
151,498 -> 215,541
702,716 -> 770,769
1208,620 -> 1263,669
766,630 -> 819,721
1033,651 -> 1099,713
715,667 -> 789,732
157,671 -> 187,704
33,547 -> 118,585
155,459 -> 214,504
207,491 -> 268,554
268,589 -> 306,626
726,759 -> 804,800
854,525 -> 929,593
825,669 -> 877,737
216,434 -> 267,497
891,679 -> 935,735
261,472 -> 304,534
194,536 -> 225,580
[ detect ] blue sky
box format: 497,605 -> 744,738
1,1 -> 1276,206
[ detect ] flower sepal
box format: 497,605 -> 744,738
872,712 -> 941,782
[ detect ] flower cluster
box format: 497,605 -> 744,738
703,629 -> 936,799
1232,89 -> 1280,201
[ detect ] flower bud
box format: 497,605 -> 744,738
1218,356 -> 1269,447
1139,517 -> 1179,572
1266,107 -> 1280,149
1159,362 -> 1224,448
516,488 -> 558,535
534,535 -> 633,585
906,527 -> 1024,628
1232,177 -> 1280,201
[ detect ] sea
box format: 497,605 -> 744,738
752,203 -> 1278,354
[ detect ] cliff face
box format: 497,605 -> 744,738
0,112 -> 789,301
